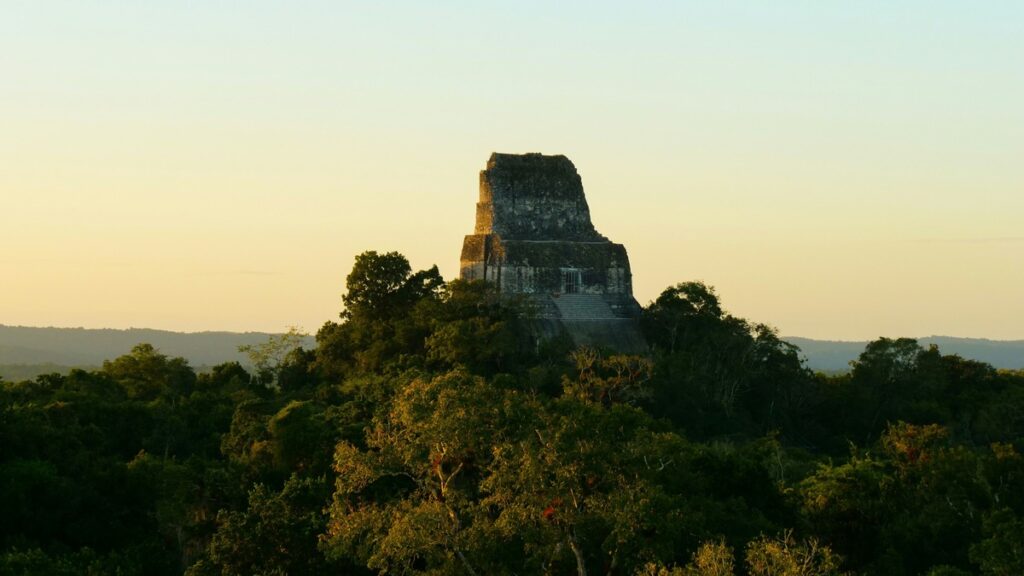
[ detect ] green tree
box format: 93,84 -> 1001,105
421,279 -> 534,376
190,477 -> 346,576
342,251 -> 443,322
843,338 -> 948,443
642,282 -> 724,356
317,251 -> 444,376
971,508 -> 1024,576
563,347 -> 653,406
744,531 -> 842,576
642,282 -> 815,441
102,343 -> 195,401
238,327 -> 309,389
683,540 -> 736,576
266,400 -> 335,475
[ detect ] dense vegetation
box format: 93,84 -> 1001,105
2,250 -> 1023,575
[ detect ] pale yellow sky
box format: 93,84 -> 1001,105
2,2 -> 1022,340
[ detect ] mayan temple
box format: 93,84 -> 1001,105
460,152 -> 646,352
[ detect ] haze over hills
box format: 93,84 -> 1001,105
0,325 -> 316,380
1,324 -> 1022,381
785,336 -> 1024,373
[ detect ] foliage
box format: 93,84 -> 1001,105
970,508 -> 1024,576
4,249 -> 1024,575
744,531 -> 842,576
237,327 -> 309,388
641,282 -> 818,443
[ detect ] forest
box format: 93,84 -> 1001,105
2,250 -> 1023,576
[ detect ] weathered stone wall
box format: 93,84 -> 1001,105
461,238 -> 633,295
463,153 -> 637,296
475,153 -> 606,241
459,152 -> 646,352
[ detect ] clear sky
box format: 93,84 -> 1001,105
2,1 -> 1022,340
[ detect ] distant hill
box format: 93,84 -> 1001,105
0,325 -> 315,380
2,325 -> 1022,381
785,336 -> 1024,373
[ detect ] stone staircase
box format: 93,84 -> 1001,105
552,294 -> 618,320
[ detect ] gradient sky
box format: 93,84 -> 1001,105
2,1 -> 1022,340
